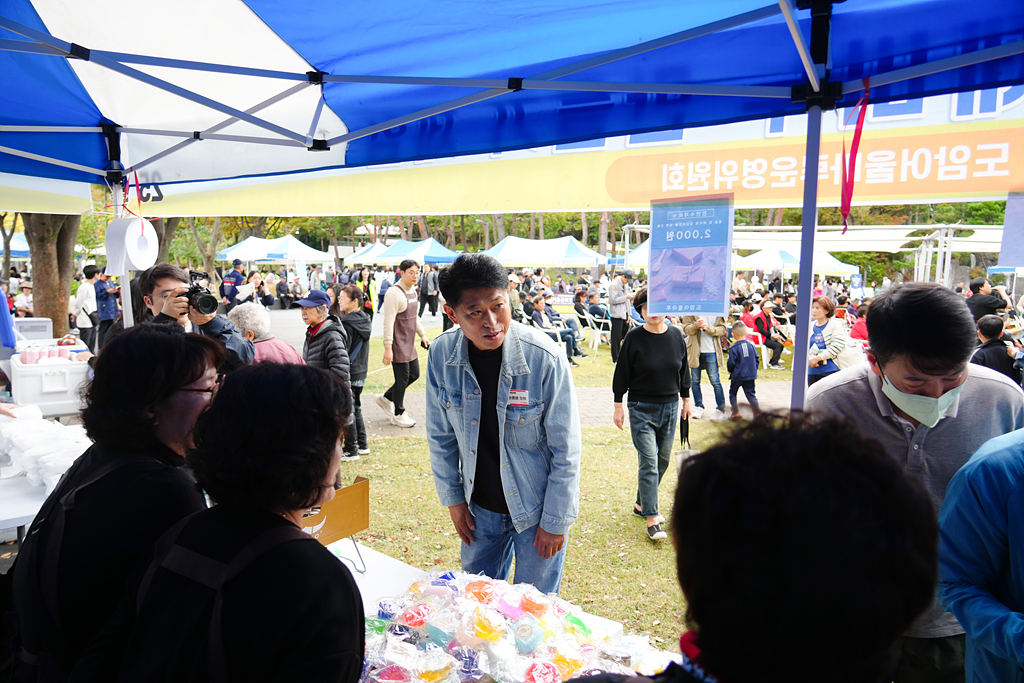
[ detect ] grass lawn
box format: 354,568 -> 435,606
347,420 -> 732,649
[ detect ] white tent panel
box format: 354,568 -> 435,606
0,172 -> 92,213
34,0 -> 349,185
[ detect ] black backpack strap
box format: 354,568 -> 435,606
37,454 -> 156,626
138,521 -> 314,683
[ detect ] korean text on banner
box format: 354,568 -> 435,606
647,195 -> 733,317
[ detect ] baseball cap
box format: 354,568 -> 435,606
232,258 -> 243,266
508,273 -> 519,283
750,293 -> 763,302
623,269 -> 635,279
543,291 -> 554,299
294,289 -> 330,308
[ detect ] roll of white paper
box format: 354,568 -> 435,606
104,217 -> 159,276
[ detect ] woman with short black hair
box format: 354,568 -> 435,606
69,363 -> 363,683
11,324 -> 224,679
611,286 -> 692,541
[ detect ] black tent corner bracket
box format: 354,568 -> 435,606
791,78 -> 843,111
308,139 -> 330,151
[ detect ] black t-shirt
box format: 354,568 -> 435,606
468,342 -> 508,515
966,293 -> 1008,321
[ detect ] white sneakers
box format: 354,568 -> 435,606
375,394 -> 394,415
690,406 -> 705,419
390,412 -> 416,428
692,407 -> 727,422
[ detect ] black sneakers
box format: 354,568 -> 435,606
647,523 -> 668,540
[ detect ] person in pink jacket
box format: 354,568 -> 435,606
228,302 -> 305,365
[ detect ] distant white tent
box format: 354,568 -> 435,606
349,241 -> 390,264
216,235 -> 333,262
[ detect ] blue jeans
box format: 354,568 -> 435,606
627,401 -> 678,518
461,502 -> 567,594
690,352 -> 725,411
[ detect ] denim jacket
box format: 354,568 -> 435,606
426,322 -> 581,535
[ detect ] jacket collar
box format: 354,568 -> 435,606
445,323 -> 531,377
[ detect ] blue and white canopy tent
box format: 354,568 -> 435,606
215,234 -> 332,262
0,0 -> 1021,407
484,236 -> 606,268
376,238 -> 459,265
348,241 -> 391,265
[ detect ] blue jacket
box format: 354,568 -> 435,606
94,280 -> 120,321
425,322 -> 581,535
938,429 -> 1024,682
152,313 -> 255,372
219,269 -> 245,303
727,339 -> 758,382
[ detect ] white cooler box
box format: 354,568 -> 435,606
11,339 -> 91,417
13,318 -> 53,341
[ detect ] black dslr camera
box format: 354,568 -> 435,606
180,270 -> 220,315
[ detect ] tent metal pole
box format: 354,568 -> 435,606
0,144 -> 106,176
790,104 -> 822,410
0,125 -> 103,133
127,83 -> 309,174
778,0 -> 821,92
843,41 -> 1024,94
944,227 -> 955,287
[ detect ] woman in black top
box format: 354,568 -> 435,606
10,324 -> 224,681
611,287 -> 692,541
70,363 -> 363,683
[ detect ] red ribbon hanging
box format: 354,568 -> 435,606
840,78 -> 870,234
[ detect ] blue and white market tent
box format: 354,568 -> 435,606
348,241 -> 391,265
0,0 -> 1021,407
376,238 -> 459,265
484,236 -> 607,268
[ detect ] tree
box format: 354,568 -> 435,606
152,217 -> 181,264
21,213 -> 80,337
0,213 -> 14,281
188,217 -> 223,284
493,214 -> 506,241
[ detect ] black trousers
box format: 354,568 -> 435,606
610,317 -> 628,362
384,359 -> 420,415
418,293 -> 438,317
97,319 -> 115,349
765,337 -> 784,365
345,385 -> 367,453
79,325 -> 97,353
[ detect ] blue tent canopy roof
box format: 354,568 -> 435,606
0,0 -> 1021,187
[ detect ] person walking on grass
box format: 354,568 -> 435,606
378,259 -> 431,428
612,286 -> 692,541
726,321 -> 761,419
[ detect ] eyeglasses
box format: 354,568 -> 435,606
177,373 -> 224,398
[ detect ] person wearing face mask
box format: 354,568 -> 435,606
68,364 -> 363,683
808,282 -> 1024,683
8,325 -> 224,681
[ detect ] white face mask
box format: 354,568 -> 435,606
879,373 -> 963,428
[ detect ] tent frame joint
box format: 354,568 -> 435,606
791,78 -> 842,110
306,70 -> 325,84
308,139 -> 330,152
507,77 -> 524,92
68,42 -> 90,61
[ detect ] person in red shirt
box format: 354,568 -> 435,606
850,304 -> 869,341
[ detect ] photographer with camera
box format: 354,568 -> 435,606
139,264 -> 254,372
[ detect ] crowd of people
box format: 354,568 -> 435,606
7,250 -> 1024,682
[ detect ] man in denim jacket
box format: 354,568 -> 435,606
426,254 -> 581,594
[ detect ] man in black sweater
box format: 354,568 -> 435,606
966,277 -> 1011,321
971,314 -> 1022,384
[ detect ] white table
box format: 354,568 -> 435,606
0,475 -> 48,546
326,538 -> 623,639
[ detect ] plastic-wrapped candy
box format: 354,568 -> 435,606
366,618 -> 391,636
425,609 -> 460,648
512,616 -> 545,655
634,649 -> 676,677
379,596 -> 408,621
496,591 -> 525,621
455,606 -> 507,649
387,623 -> 425,646
450,646 -> 484,682
548,637 -> 584,680
524,661 -> 560,683
562,612 -> 593,643
464,579 -> 496,604
518,588 -> 551,618
375,665 -> 413,683
411,648 -> 457,682
397,603 -> 436,629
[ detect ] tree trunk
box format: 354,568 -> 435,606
460,215 -> 467,252
595,211 -> 610,279
22,214 -> 80,337
539,213 -> 544,239
189,217 -> 222,285
510,214 -> 518,238
493,213 -> 506,241
447,215 -> 456,249
580,212 -> 588,247
529,213 -> 536,240
415,215 -> 428,240
372,215 -> 380,244
0,213 -> 13,281
482,215 -> 491,250
152,217 -> 181,264
330,221 -> 342,269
